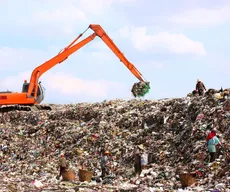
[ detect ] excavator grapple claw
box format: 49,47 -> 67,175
131,81 -> 150,97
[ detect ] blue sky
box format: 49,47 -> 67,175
0,0 -> 229,104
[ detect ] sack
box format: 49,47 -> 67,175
141,153 -> 148,166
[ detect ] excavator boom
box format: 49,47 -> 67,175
89,24 -> 145,82
0,24 -> 149,111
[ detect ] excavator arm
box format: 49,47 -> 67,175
27,24 -> 148,99
89,25 -> 145,82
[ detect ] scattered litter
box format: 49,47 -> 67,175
0,90 -> 229,191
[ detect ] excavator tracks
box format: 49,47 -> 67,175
0,105 -> 52,113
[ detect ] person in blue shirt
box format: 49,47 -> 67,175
207,130 -> 221,162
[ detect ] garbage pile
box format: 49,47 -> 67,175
0,92 -> 230,191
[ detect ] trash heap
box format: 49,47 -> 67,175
0,92 -> 230,191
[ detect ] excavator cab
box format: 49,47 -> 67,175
22,81 -> 45,104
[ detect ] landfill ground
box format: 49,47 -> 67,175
0,92 -> 230,191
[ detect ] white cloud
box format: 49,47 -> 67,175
5,0 -> 135,36
46,72 -> 114,97
0,44 -> 113,73
0,47 -> 49,71
218,64 -> 230,75
0,47 -> 128,100
119,26 -> 207,56
169,7 -> 230,26
142,60 -> 165,69
89,41 -> 114,60
0,71 -> 30,92
79,0 -> 114,15
79,0 -> 135,15
0,71 -> 126,99
91,41 -> 108,50
33,6 -> 87,34
209,56 -> 230,75
90,51 -> 112,60
119,27 -> 130,38
34,7 -> 87,23
18,3 -> 88,35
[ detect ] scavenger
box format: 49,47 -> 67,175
196,79 -> 206,96
206,130 -> 221,162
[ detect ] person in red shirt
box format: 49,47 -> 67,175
206,130 -> 216,142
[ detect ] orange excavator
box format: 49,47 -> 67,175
0,24 -> 150,112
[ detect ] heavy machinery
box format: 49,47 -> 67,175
0,24 -> 150,112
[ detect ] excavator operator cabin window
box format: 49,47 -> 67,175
22,83 -> 29,93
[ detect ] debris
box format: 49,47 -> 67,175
32,180 -> 43,188
223,100 -> 230,111
0,90 -> 229,191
